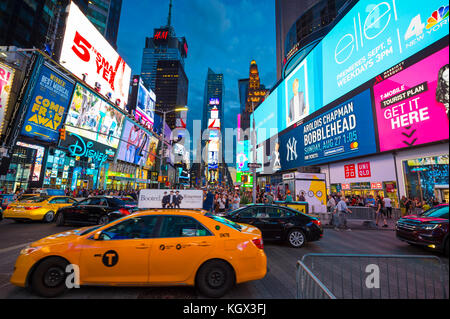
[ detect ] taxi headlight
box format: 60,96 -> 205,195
20,246 -> 41,255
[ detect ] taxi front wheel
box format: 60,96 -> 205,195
196,260 -> 235,298
30,257 -> 69,298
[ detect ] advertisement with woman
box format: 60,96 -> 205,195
374,46 -> 449,152
65,84 -> 125,149
116,119 -> 151,166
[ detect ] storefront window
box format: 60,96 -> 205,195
403,155 -> 449,204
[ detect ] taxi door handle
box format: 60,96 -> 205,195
198,242 -> 211,247
136,244 -> 149,249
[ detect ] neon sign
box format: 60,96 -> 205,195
68,133 -> 110,165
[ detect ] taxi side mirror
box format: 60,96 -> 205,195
93,231 -> 103,241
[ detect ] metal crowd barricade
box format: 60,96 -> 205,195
297,254 -> 449,299
346,206 -> 377,220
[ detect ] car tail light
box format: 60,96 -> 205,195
6,206 -> 11,210
252,238 -> 264,249
312,219 -> 321,227
25,206 -> 41,210
119,208 -> 131,216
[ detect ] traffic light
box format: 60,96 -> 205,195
59,128 -> 66,140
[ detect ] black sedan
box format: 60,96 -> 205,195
55,196 -> 137,226
225,204 -> 323,248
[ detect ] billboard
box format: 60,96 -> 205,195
322,0 -> 449,106
59,131 -> 116,166
374,46 -> 449,152
138,189 -> 203,209
251,86 -> 280,145
21,64 -> 75,142
145,136 -> 159,170
0,61 -> 15,134
60,2 -> 131,110
135,80 -> 155,126
236,140 -> 250,172
116,119 -> 152,166
65,83 -> 125,149
280,89 -> 377,169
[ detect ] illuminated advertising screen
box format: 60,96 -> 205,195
116,119 -> 152,166
374,46 -> 449,152
208,151 -> 218,170
251,86 -> 280,144
321,0 -> 449,106
60,2 -> 131,110
145,136 -> 159,170
209,98 -> 220,106
208,119 -> 221,129
21,64 -> 75,142
279,89 -> 377,169
0,61 -> 15,135
136,81 -> 155,125
16,141 -> 44,181
237,172 -> 253,186
65,83 -> 125,149
59,131 -> 116,166
236,140 -> 250,172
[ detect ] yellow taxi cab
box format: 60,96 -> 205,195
10,209 -> 267,298
3,196 -> 78,223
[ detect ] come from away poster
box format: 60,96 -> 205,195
21,64 -> 75,142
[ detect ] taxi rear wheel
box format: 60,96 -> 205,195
30,257 -> 69,298
43,211 -> 55,223
196,260 -> 234,298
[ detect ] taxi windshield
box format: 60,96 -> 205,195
79,226 -> 103,236
205,213 -> 242,232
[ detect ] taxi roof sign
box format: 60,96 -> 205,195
138,189 -> 204,209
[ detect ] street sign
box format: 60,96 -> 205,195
248,163 -> 262,169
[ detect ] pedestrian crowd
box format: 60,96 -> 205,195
202,187 -> 242,215
326,193 -> 447,231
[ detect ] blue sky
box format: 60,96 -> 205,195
116,0 -> 277,154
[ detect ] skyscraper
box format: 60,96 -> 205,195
0,0 -> 89,55
154,59 -> 188,130
201,68 -> 225,185
85,0 -> 123,49
140,1 -> 188,92
275,0 -> 351,79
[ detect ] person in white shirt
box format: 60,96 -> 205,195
383,197 -> 392,219
218,195 -> 226,215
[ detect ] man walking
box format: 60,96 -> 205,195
334,196 -> 352,231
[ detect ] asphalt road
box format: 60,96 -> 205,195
0,218 -> 447,299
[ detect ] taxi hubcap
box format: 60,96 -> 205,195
290,232 -> 304,247
44,267 -> 65,287
208,270 -> 225,288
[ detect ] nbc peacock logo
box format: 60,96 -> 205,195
426,5 -> 449,29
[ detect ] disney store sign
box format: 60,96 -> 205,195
64,133 -> 114,165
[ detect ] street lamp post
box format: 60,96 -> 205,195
155,107 -> 188,189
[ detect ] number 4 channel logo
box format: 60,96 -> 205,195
405,5 -> 449,40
